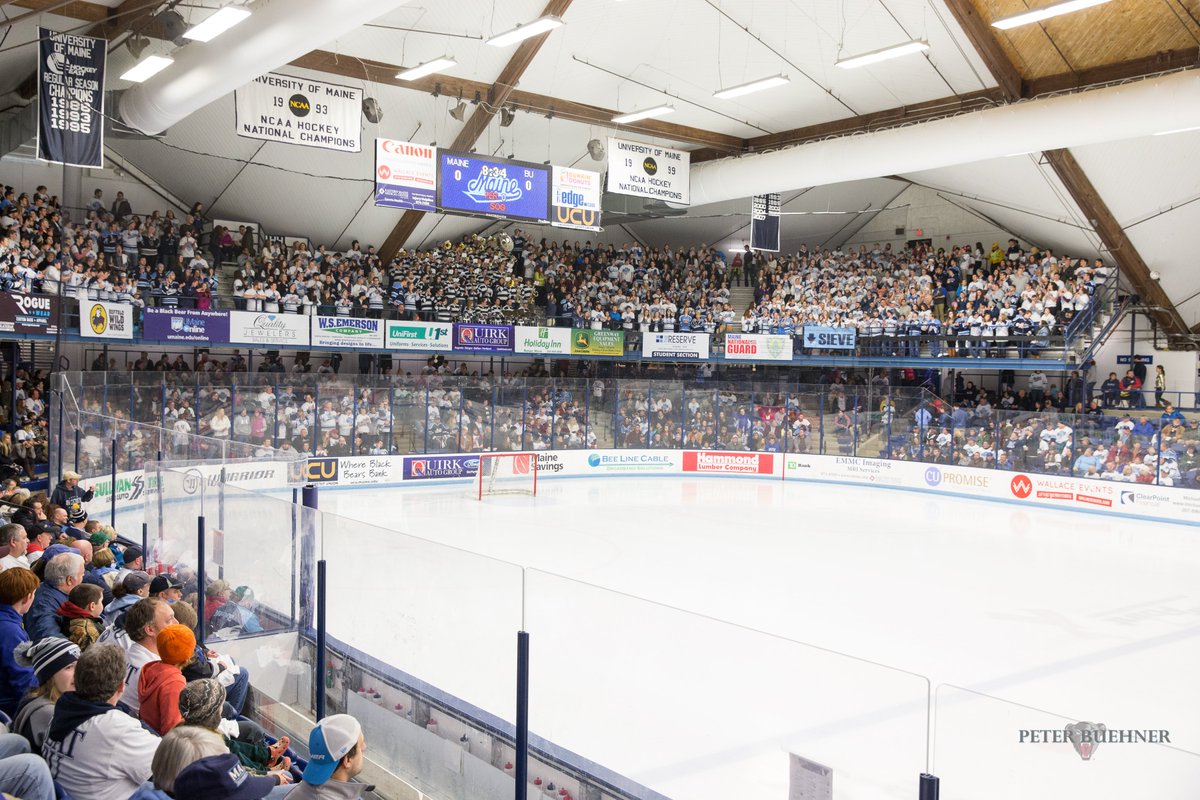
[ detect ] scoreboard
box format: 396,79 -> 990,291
437,151 -> 550,223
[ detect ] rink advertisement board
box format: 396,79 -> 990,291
802,326 -> 857,350
453,323 -> 514,353
235,73 -> 362,152
642,332 -> 709,360
571,329 -> 624,356
683,451 -> 775,475
374,139 -> 437,212
311,315 -> 384,349
229,311 -> 309,346
403,455 -> 481,480
144,308 -> 229,343
515,326 -> 572,355
385,321 -> 454,351
724,333 -> 792,362
80,301 -> 133,340
0,291 -> 58,335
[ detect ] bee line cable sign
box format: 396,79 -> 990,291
235,73 -> 362,152
606,137 -> 690,205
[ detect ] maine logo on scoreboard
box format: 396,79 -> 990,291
551,166 -> 602,231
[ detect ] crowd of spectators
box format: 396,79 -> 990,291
0,363 -> 50,487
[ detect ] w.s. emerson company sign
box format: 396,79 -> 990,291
311,315 -> 384,348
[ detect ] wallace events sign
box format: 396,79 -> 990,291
235,73 -> 362,152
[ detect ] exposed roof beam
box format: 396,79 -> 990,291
7,0 -> 108,25
377,0 -> 573,260
1044,148 -> 1190,343
289,51 -> 742,152
941,0 -> 1023,101
1027,47 -> 1199,95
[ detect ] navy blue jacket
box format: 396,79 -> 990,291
25,582 -> 69,643
0,604 -> 39,717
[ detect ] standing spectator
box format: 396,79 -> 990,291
288,714 -> 368,799
43,642 -> 160,800
111,191 -> 133,222
1154,364 -> 1166,408
1028,369 -> 1047,407
0,567 -> 42,716
12,636 -> 80,752
1131,355 -> 1148,408
49,471 -> 94,520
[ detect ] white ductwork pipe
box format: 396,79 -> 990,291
689,70 -> 1200,207
120,0 -> 410,135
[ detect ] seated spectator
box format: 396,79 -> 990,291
173,752 -> 278,800
178,679 -> 294,787
102,569 -> 152,629
102,596 -> 177,716
138,623 -> 196,735
57,582 -> 106,651
0,567 -> 42,716
0,523 -> 30,570
173,602 -> 250,717
12,636 -> 80,751
130,724 -> 228,800
43,642 -> 160,800
0,731 -> 54,800
289,714 -> 369,799
26,551 -> 84,643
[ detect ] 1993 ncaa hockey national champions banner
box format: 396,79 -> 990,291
235,73 -> 362,152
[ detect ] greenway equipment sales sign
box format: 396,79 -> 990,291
235,73 -> 362,152
607,137 -> 690,205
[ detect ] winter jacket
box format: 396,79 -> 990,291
83,568 -> 114,606
50,481 -> 93,516
0,604 -> 39,717
128,782 -> 172,800
43,691 -> 159,800
13,694 -> 55,751
25,582 -> 69,643
137,660 -> 186,735
56,600 -> 104,651
101,592 -> 141,629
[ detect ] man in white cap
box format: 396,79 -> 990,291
288,714 -> 371,799
49,472 -> 93,519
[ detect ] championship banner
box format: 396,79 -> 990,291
750,193 -> 780,252
37,28 -> 105,168
144,309 -> 229,343
81,301 -> 133,340
515,326 -> 572,355
551,166 -> 602,231
235,73 -> 362,152
607,137 -> 690,204
385,321 -> 453,351
453,323 -> 514,353
724,333 -> 792,361
375,139 -> 436,211
571,329 -> 624,356
642,332 -> 709,360
802,326 -> 857,350
0,292 -> 57,335
311,315 -> 384,349
229,311 -> 309,346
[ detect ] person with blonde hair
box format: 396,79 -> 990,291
129,725 -> 228,799
12,636 -> 80,750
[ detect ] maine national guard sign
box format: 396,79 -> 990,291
235,73 -> 362,152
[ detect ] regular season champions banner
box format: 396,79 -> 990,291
37,28 -> 105,168
751,193 -> 780,252
374,139 -> 436,212
607,137 -> 690,204
236,73 -> 362,152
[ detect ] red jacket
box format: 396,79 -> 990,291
137,661 -> 185,735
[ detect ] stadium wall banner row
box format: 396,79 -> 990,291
80,300 -> 134,340
0,291 -> 58,335
81,462 -> 292,518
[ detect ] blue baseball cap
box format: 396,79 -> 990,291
302,714 -> 362,786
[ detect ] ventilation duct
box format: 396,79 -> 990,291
688,71 -> 1200,207
119,0 -> 410,135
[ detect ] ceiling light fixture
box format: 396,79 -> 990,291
611,104 -> 674,124
835,40 -> 929,69
1152,125 -> 1200,137
486,15 -> 564,48
121,55 -> 174,83
182,6 -> 251,42
713,74 -> 789,100
396,56 -> 457,81
992,0 -> 1112,30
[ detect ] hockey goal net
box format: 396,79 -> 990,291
477,452 -> 538,499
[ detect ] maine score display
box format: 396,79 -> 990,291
437,151 -> 551,223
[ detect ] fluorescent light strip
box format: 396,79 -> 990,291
1152,126 -> 1200,137
396,56 -> 457,81
611,105 -> 675,124
121,55 -> 174,83
182,6 -> 251,42
992,0 -> 1112,30
835,40 -> 929,69
713,74 -> 789,100
486,15 -> 564,47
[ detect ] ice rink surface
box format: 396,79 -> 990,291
314,477 -> 1200,799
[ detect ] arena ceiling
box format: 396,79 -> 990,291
3,0 -> 1199,336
